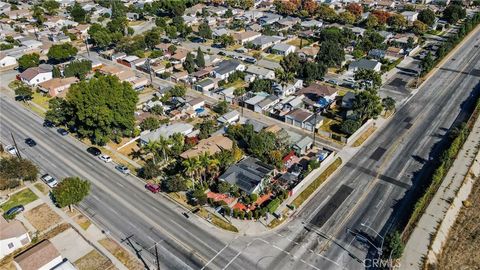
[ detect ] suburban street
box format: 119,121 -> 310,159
1,21 -> 479,270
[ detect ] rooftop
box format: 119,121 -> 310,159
219,157 -> 275,194
180,134 -> 233,159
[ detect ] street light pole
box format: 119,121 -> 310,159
360,223 -> 384,254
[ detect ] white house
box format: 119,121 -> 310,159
13,240 -> 63,270
212,60 -> 245,81
0,217 -> 31,259
348,59 -> 382,73
401,11 -> 419,23
270,43 -> 296,56
217,110 -> 240,125
0,54 -> 17,70
19,65 -> 53,86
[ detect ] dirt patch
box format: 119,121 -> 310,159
74,250 -> 114,270
99,238 -> 143,270
24,203 -> 62,232
433,177 -> 480,270
73,214 -> 92,230
352,126 -> 377,147
64,207 -> 80,217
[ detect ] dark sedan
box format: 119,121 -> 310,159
57,128 -> 69,136
25,138 -> 37,147
87,147 -> 102,156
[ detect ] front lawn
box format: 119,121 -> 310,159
263,54 -> 283,62
287,38 -> 312,47
1,188 -> 38,212
31,91 -> 51,110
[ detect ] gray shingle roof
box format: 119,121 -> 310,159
219,157 -> 274,194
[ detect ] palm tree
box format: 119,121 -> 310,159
199,152 -> 210,184
156,136 -> 171,163
143,140 -> 160,164
275,68 -> 295,88
182,158 -> 198,188
208,158 -> 220,180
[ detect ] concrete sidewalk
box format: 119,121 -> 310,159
27,183 -> 130,270
400,116 -> 480,269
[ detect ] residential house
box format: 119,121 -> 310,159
0,217 -> 30,259
19,65 -> 53,86
378,30 -> 394,41
276,16 -> 301,30
376,0 -> 396,10
212,60 -> 245,81
6,9 -> 32,20
180,134 -> 233,159
13,240 -> 63,270
385,47 -> 405,60
182,15 -> 198,26
297,83 -> 339,102
38,77 -> 78,97
171,48 -> 190,63
232,31 -> 262,45
281,94 -> 305,111
219,157 -> 275,194
20,39 -> 43,51
126,12 -> 140,21
254,94 -> 279,113
0,54 -> 17,70
187,97 -> 205,111
270,43 -> 296,56
351,27 -> 366,37
244,94 -> 267,111
259,13 -> 282,25
391,33 -> 418,46
171,71 -> 189,83
285,108 -> 323,132
293,136 -> 313,155
401,11 -> 419,23
300,20 -> 323,29
348,59 -> 382,73
184,3 -> 205,15
49,33 -> 71,43
206,6 -> 228,16
217,87 -> 236,103
297,46 -> 320,61
342,91 -> 356,109
368,49 -> 386,60
139,123 -> 194,145
217,110 -> 240,125
272,80 -> 302,98
250,36 -> 283,50
195,78 -> 216,93
213,28 -> 231,38
117,55 -> 140,68
245,65 -> 275,81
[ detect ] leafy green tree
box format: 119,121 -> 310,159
214,34 -> 234,47
183,53 -> 196,73
387,14 -> 407,31
195,47 -> 205,68
418,9 -> 436,26
319,27 -> 352,47
42,0 -> 60,15
45,97 -> 70,125
383,231 -> 405,259
275,69 -> 294,87
199,118 -> 217,139
14,85 -> 33,100
280,53 -> 300,74
0,157 -> 39,182
316,4 -> 337,21
412,20 -> 428,34
365,14 -> 379,29
213,101 -> 229,115
420,52 -> 435,74
352,89 -> 383,121
140,117 -> 160,131
339,11 -> 356,25
382,97 -> 396,112
198,22 -> 212,39
32,5 -> 45,26
18,53 -> 40,71
150,104 -> 163,115
47,44 -> 78,63
169,85 -> 187,97
300,62 -> 327,85
70,2 -> 87,23
88,23 -> 119,49
248,79 -> 274,94
145,30 -> 161,49
316,40 -> 345,67
233,87 -> 246,97
60,75 -> 138,145
141,159 -> 162,179
64,60 -> 92,79
52,177 -> 91,211
340,119 -> 361,135
354,69 -> 382,89
443,4 -> 466,24
163,175 -> 188,192
52,66 -> 61,78
217,181 -> 231,194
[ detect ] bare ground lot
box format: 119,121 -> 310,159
434,176 -> 480,270
74,250 -> 114,270
99,238 -> 143,270
24,203 -> 62,232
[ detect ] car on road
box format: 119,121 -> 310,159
41,174 -> 58,188
212,43 -> 225,48
57,128 -> 69,136
5,205 -> 25,218
5,145 -> 17,155
244,57 -> 257,64
99,154 -> 112,163
217,51 -> 226,56
145,183 -> 160,193
326,79 -> 339,85
115,165 -> 130,175
87,147 -> 102,156
43,120 -> 55,128
191,37 -> 206,43
25,138 -> 37,147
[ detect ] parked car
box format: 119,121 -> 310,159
25,138 -> 37,147
98,154 -> 112,163
218,51 -> 226,56
5,145 -> 17,155
87,147 -> 101,156
326,79 -> 339,85
43,120 -> 55,128
145,183 -> 160,193
244,57 -> 257,64
41,174 -> 58,188
115,165 -> 130,175
5,205 -> 25,218
57,128 -> 68,136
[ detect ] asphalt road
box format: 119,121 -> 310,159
263,27 -> 480,270
0,96 -> 259,270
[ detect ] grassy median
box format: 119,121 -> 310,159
291,158 -> 342,209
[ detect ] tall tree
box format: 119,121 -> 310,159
183,52 -> 196,73
195,47 -> 205,68
42,0 -> 60,15
0,157 -> 39,182
52,177 -> 90,211
443,4 -> 466,24
418,8 -> 436,26
352,89 -> 383,121
198,22 -> 212,39
382,97 -> 396,112
14,84 -> 33,100
18,53 -> 40,71
280,53 -> 300,74
70,2 -> 87,23
47,44 -> 78,63
316,40 -> 345,67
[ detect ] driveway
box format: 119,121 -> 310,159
50,227 -> 94,262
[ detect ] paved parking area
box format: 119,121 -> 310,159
50,227 -> 94,262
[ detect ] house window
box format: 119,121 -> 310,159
8,242 -> 14,249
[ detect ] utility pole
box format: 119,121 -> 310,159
84,35 -> 90,57
312,105 -> 320,148
154,243 -> 160,270
10,132 -> 21,159
146,58 -> 153,85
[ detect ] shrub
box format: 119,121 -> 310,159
267,198 -> 281,213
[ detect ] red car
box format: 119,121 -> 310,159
145,183 -> 160,193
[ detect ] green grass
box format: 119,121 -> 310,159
292,158 -> 342,208
1,188 -> 38,212
263,54 -> 283,62
34,182 -> 49,194
286,38 -> 312,47
31,91 -> 51,110
222,80 -> 245,89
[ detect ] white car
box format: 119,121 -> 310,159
99,154 -> 112,163
115,165 -> 130,175
5,145 -> 17,155
41,174 -> 58,188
